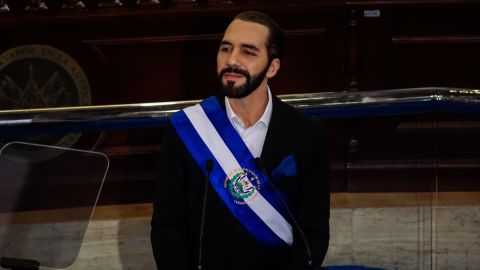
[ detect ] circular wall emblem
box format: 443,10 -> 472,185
224,168 -> 261,205
0,45 -> 91,151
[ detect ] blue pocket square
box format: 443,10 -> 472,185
271,155 -> 296,180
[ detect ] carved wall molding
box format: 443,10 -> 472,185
392,35 -> 480,44
0,0 -> 9,12
25,0 -> 49,11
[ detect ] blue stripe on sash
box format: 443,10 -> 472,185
171,104 -> 288,245
171,110 -> 216,176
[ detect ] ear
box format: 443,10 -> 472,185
266,58 -> 280,79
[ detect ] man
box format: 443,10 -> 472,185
151,11 -> 330,270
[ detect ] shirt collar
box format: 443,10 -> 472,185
225,86 -> 273,128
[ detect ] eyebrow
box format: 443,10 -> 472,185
241,44 -> 260,51
220,40 -> 260,51
220,40 -> 232,46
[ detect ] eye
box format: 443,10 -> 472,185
243,49 -> 257,56
219,45 -> 232,53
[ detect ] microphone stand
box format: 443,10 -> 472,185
197,159 -> 213,270
253,158 -> 314,270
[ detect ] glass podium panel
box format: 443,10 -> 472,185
325,192 -> 434,269
0,142 -> 109,269
436,181 -> 480,268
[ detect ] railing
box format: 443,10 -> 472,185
0,87 -> 480,135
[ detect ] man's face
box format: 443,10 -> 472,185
217,19 -> 272,99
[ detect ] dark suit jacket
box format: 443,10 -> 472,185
151,94 -> 330,270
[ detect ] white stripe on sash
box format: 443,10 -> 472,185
184,104 -> 293,245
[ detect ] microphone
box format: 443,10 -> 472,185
253,157 -> 313,269
197,159 -> 214,270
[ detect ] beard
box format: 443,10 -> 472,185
218,64 -> 269,99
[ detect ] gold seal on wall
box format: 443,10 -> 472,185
0,45 -> 92,150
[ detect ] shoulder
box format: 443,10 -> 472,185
272,95 -> 325,135
160,123 -> 190,157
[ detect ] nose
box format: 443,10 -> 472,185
226,48 -> 241,67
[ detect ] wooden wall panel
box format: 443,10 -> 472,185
343,113 -> 480,192
84,35 -> 221,103
392,41 -> 480,89
343,1 -> 480,193
352,2 -> 480,90
273,28 -> 344,94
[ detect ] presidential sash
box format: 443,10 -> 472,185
171,96 -> 293,246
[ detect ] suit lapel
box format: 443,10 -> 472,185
261,95 -> 290,172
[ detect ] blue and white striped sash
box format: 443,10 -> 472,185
171,96 -> 293,246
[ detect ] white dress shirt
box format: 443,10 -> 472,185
225,88 -> 273,158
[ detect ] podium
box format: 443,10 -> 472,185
0,142 -> 109,269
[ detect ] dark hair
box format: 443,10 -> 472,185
234,11 -> 284,62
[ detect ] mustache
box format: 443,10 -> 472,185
219,66 -> 250,78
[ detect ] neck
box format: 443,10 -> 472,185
228,82 -> 269,128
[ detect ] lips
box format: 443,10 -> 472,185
219,67 -> 249,81
224,72 -> 244,80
